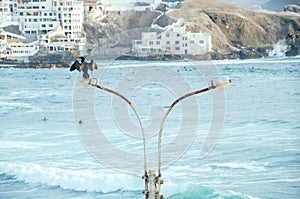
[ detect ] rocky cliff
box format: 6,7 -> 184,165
84,0 -> 300,59
167,0 -> 300,59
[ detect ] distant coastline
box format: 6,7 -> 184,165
1,45 -> 299,69
0,50 -> 75,69
0,60 -> 72,69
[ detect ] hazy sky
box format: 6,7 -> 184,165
219,0 -> 300,11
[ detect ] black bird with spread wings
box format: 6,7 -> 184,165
70,57 -> 98,79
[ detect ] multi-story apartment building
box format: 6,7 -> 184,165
47,0 -> 85,52
16,0 -> 84,37
100,0 -> 161,11
0,0 -> 18,23
0,28 -> 39,60
0,0 -> 86,59
161,24 -> 212,55
52,0 -> 84,37
132,21 -> 212,56
16,0 -> 60,35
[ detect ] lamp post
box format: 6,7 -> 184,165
156,79 -> 231,198
83,77 -> 231,199
88,78 -> 150,198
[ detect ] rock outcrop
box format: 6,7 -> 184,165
284,4 -> 300,13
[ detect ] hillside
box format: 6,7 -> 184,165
84,0 -> 300,59
167,0 -> 300,58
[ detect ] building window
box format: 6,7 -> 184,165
175,40 -> 180,44
175,47 -> 180,51
149,41 -> 153,45
166,41 -> 170,45
199,40 -> 204,44
190,40 -> 195,44
156,41 -> 160,45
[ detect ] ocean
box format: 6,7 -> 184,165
0,57 -> 299,199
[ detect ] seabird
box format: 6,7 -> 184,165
70,57 -> 98,79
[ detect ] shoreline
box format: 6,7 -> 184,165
1,54 -> 299,69
0,62 -> 72,69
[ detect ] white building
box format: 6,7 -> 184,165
51,0 -> 85,53
0,0 -> 18,24
161,25 -> 212,55
100,0 -> 161,11
132,32 -> 162,56
0,29 -> 39,60
0,0 -> 86,58
52,0 -> 84,38
15,0 -> 84,38
15,0 -> 59,35
132,20 -> 212,56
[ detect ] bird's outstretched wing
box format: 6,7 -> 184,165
70,60 -> 81,71
89,60 -> 98,71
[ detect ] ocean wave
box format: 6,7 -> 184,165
164,182 -> 261,199
208,162 -> 266,171
0,163 -> 143,193
0,101 -> 36,114
99,60 -> 191,69
0,163 -> 260,198
0,141 -> 37,149
213,56 -> 300,65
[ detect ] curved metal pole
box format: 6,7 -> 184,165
158,82 -> 217,176
88,78 -> 149,195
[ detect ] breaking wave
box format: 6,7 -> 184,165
267,39 -> 288,58
0,163 -> 142,193
0,163 -> 260,198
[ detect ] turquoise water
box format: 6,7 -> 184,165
0,57 -> 299,198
